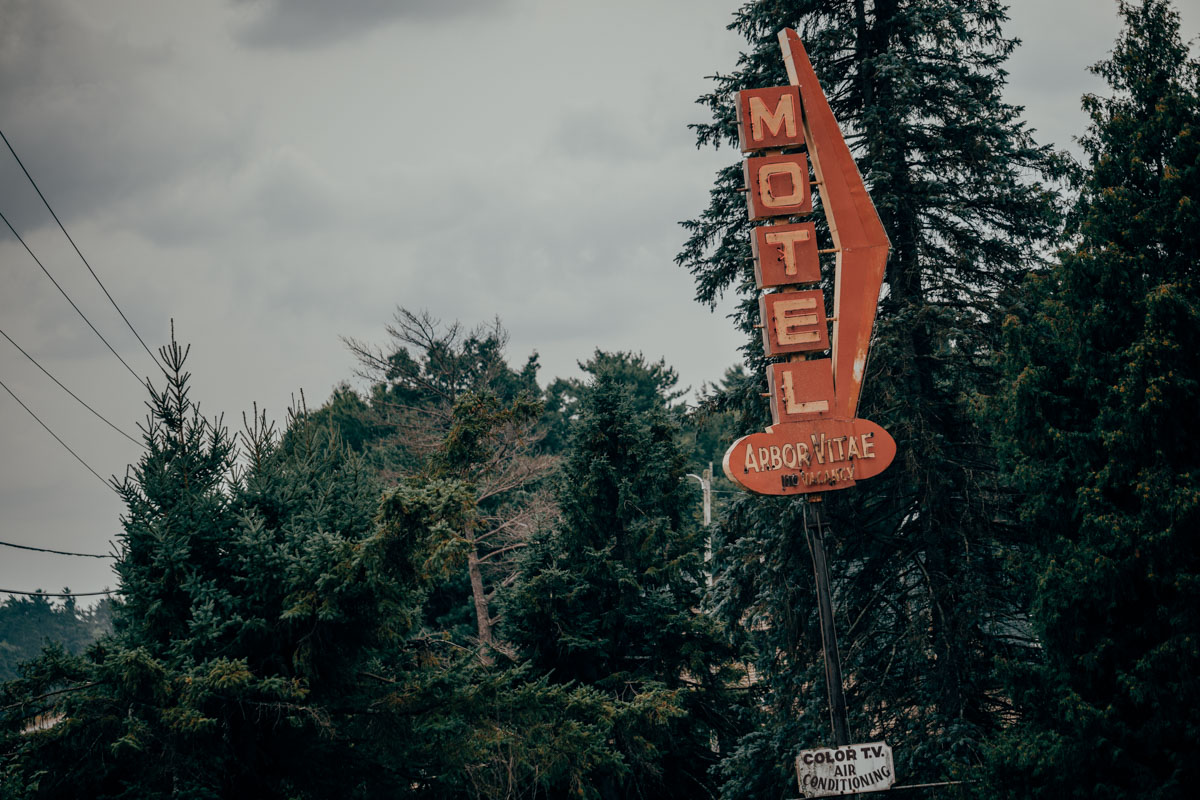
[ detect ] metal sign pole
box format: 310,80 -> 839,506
806,497 -> 850,747
722,29 -> 898,797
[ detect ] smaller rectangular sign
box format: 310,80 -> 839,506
760,289 -> 828,355
737,86 -> 805,152
753,221 -> 820,287
744,154 -> 812,220
768,359 -> 833,423
796,742 -> 895,798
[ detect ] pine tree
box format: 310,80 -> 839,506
502,357 -> 742,798
985,2 -> 1200,798
0,341 -> 434,798
403,388 -> 555,660
541,349 -> 689,455
677,1 -> 1066,794
332,309 -> 555,654
339,308 -> 542,474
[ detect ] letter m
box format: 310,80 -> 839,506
738,86 -> 804,151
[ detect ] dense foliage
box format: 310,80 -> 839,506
0,332 -> 726,799
505,359 -> 743,798
984,2 -> 1200,798
2,340 -> 420,797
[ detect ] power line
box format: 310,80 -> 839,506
0,374 -> 113,491
0,588 -> 115,598
0,209 -> 146,387
1,328 -> 144,449
0,129 -> 163,374
0,539 -> 113,559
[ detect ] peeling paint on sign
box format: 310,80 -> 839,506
796,742 -> 896,798
722,29 -> 895,497
723,419 -> 895,495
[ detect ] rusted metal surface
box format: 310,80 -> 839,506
767,359 -> 834,423
760,289 -> 829,355
724,29 -> 893,497
744,153 -> 813,220
780,29 -> 890,419
721,418 -> 895,496
721,33 -> 899,773
738,85 -> 805,152
752,221 -> 820,287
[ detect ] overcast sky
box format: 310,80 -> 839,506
2,0 -> 1198,600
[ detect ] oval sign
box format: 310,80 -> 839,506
722,418 -> 895,495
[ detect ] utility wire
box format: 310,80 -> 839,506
0,210 -> 146,386
1,328 -> 144,449
0,129 -> 163,373
0,588 -> 115,597
0,375 -> 113,491
0,539 -> 113,559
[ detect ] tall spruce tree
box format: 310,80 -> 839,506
502,356 -> 742,799
678,1 -> 1065,794
985,2 -> 1200,798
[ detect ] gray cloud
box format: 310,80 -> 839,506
2,0 -> 1196,603
0,1 -> 244,233
549,107 -> 658,162
232,0 -> 507,49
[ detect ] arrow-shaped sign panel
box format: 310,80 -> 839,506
780,29 -> 890,419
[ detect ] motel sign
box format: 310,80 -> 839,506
723,30 -> 896,496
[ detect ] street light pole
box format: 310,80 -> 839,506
687,464 -> 714,585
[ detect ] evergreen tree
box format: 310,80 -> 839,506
541,349 -> 688,455
677,1 -> 1066,794
0,341 -> 430,798
336,309 -> 556,655
503,359 -> 743,798
406,388 -> 555,660
986,2 -> 1200,798
0,337 -> 620,800
323,309 -> 558,653
339,308 -> 542,474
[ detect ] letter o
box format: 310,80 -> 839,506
782,443 -> 797,468
758,162 -> 806,207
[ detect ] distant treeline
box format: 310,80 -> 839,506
0,595 -> 112,681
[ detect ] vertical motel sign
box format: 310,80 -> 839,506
723,30 -> 896,495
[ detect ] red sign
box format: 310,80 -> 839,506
738,85 -> 804,152
767,360 -> 833,422
753,221 -> 820,287
744,154 -> 812,220
723,420 -> 896,496
760,289 -> 829,355
722,30 -> 894,496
